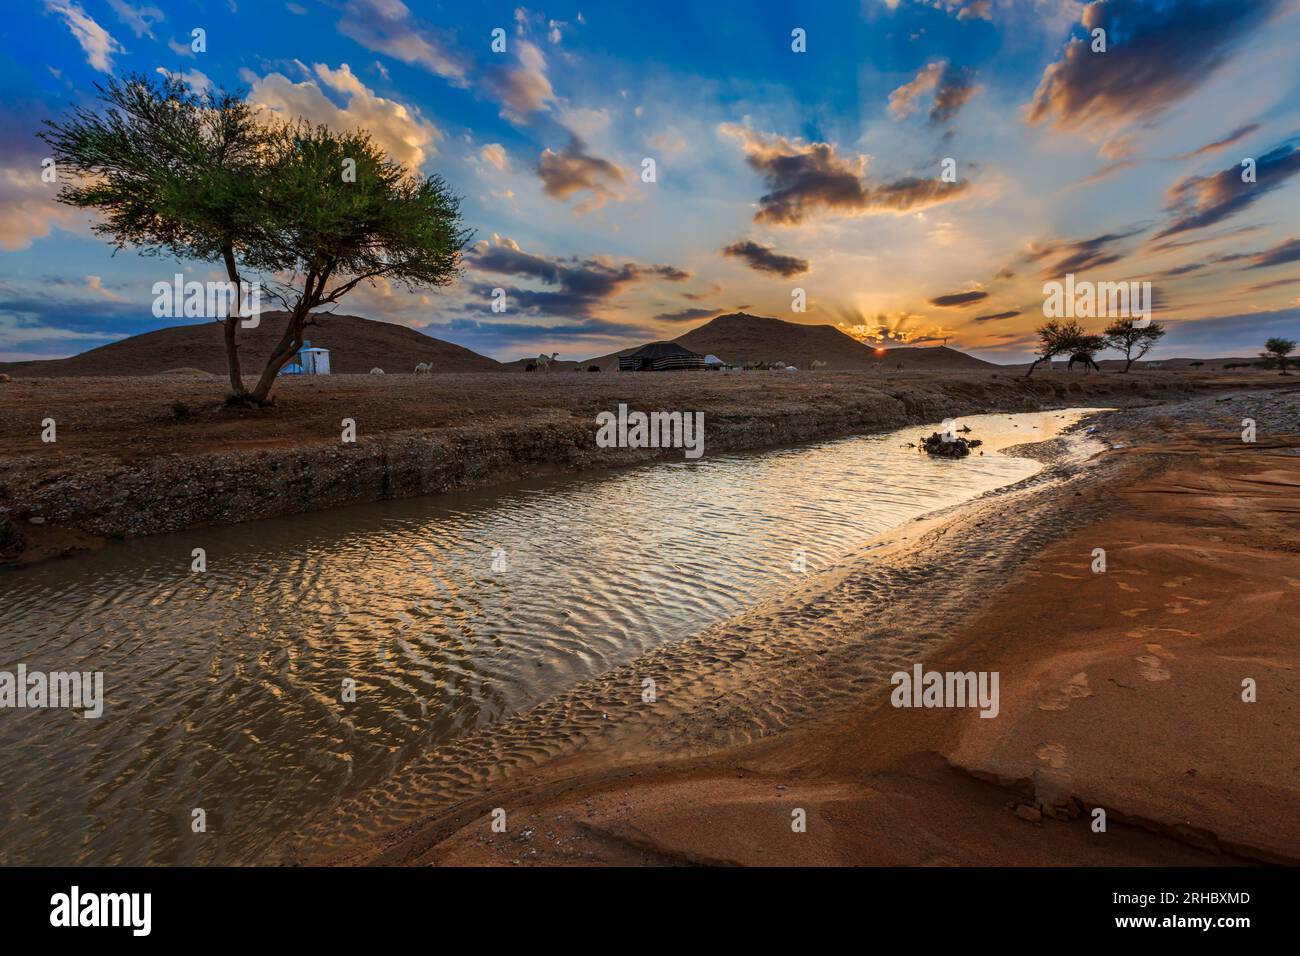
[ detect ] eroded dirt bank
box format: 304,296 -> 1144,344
0,368 -> 1255,563
295,387 -> 1300,866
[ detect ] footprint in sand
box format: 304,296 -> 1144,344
1164,603 -> 1190,615
1127,625 -> 1199,640
1121,607 -> 1149,618
1174,595 -> 1212,606
1116,581 -> 1140,593
1039,672 -> 1093,711
1035,742 -> 1069,769
1162,576 -> 1192,589
1135,654 -> 1171,682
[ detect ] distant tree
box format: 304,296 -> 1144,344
1073,333 -> 1107,357
1024,319 -> 1090,378
41,73 -> 274,399
1262,337 -> 1297,375
42,75 -> 471,404
1103,317 -> 1167,373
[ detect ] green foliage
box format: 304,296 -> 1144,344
41,73 -> 472,402
40,72 -> 271,265
256,123 -> 471,305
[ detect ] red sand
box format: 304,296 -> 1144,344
329,404 -> 1300,866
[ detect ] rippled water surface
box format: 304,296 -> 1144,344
0,409 -> 1096,864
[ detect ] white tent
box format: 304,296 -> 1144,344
702,354 -> 724,367
297,341 -> 331,375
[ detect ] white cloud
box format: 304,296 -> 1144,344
85,275 -> 128,302
0,166 -> 88,251
889,62 -> 945,120
44,0 -> 125,74
487,39 -> 555,122
337,0 -> 468,86
156,67 -> 211,93
247,62 -> 443,169
558,106 -> 612,141
107,0 -> 163,39
479,143 -> 508,171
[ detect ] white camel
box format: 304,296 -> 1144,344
811,359 -> 828,370
414,362 -> 433,375
534,352 -> 559,371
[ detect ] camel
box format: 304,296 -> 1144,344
1067,351 -> 1100,373
811,360 -> 827,370
525,362 -> 537,372
534,352 -> 559,371
414,362 -> 433,374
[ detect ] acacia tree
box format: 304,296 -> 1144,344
41,73 -> 273,398
42,75 -> 470,404
245,123 -> 470,403
1024,319 -> 1091,377
1262,337 -> 1296,375
1104,317 -> 1167,372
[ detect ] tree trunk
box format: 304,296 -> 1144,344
250,307 -> 308,403
220,247 -> 247,398
223,316 -> 245,395
1123,355 -> 1134,373
1024,356 -> 1043,378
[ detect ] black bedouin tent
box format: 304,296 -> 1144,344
618,341 -> 706,371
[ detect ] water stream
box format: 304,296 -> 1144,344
0,408 -> 1096,864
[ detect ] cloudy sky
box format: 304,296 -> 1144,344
3,0 -> 1300,363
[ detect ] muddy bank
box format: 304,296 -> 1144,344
292,387 -> 1300,866
0,369 -> 1223,560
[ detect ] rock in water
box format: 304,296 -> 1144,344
920,431 -> 982,458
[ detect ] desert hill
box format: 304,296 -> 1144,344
0,312 -> 502,377
583,312 -> 997,371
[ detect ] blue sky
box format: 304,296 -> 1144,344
2,0 -> 1300,363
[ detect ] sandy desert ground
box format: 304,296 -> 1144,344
0,366 -> 1264,564
281,386 -> 1300,866
5,370 -> 1297,868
